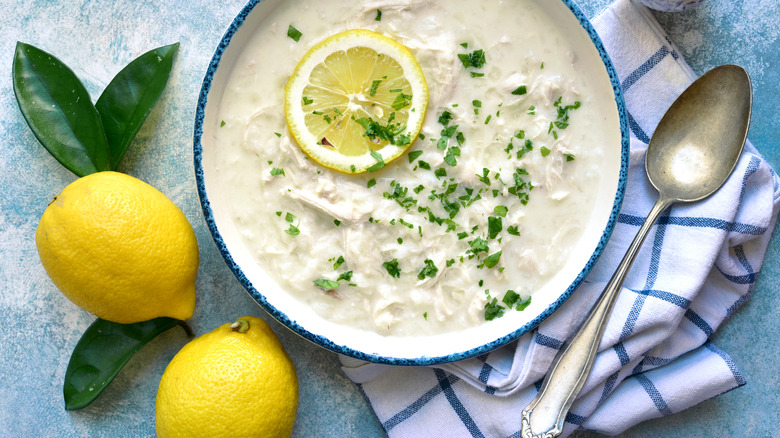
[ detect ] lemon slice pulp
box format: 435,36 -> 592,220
285,29 -> 428,174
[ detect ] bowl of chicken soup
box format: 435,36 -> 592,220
194,0 -> 629,364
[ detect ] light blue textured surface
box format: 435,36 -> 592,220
0,0 -> 776,437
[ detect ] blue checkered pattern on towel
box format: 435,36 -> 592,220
339,0 -> 780,436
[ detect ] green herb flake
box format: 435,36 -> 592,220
507,225 -> 520,236
369,79 -> 382,97
564,153 -> 575,161
438,110 -> 453,126
274,132 -> 282,137
494,205 -> 508,217
375,9 -> 382,21
418,160 -> 431,170
367,178 -> 377,188
220,120 -> 226,127
502,290 -> 520,307
484,297 -> 505,321
383,258 -> 401,278
516,295 -> 532,311
458,49 -> 486,69
417,259 -> 439,280
511,85 -> 527,96
423,312 -> 428,320
285,212 -> 296,223
540,146 -> 551,157
270,167 -> 285,176
397,237 -> 403,244
285,224 -> 300,236
484,250 -> 502,269
367,150 -> 386,172
484,114 -> 492,124
408,150 -> 423,163
333,255 -> 345,270
334,219 -> 342,227
470,72 -> 485,78
487,216 -> 503,239
472,100 -> 482,108
302,96 -> 314,105
287,25 -> 303,42
314,278 -> 339,290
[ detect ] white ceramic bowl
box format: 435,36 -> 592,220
194,0 -> 630,365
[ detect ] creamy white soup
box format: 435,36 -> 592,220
214,0 -> 614,336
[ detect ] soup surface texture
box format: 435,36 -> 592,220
215,0 -> 616,336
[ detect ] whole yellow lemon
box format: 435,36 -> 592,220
35,171 -> 198,324
155,316 -> 299,438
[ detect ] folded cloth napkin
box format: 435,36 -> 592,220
340,0 -> 780,436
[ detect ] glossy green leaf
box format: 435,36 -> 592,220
12,42 -> 111,177
63,317 -> 179,410
96,42 -> 179,169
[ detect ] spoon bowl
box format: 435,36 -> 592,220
647,65 -> 752,202
522,64 -> 752,438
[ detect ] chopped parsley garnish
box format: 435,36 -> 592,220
333,219 -> 341,227
383,259 -> 401,278
458,49 -> 486,69
468,237 -> 489,256
527,105 -> 536,115
270,167 -> 285,176
369,79 -> 382,97
274,132 -> 282,137
337,271 -> 353,282
391,92 -> 413,110
507,225 -> 520,236
477,168 -> 491,185
446,258 -> 456,267
220,120 -> 226,127
516,295 -> 532,311
397,237 -> 403,244
375,9 -> 382,21
353,116 -> 408,146
483,250 -> 502,268
470,72 -> 485,78
424,312 -> 428,320
367,178 -> 377,188
484,114 -> 492,124
540,146 -> 551,157
487,216 -> 502,239
285,224 -> 300,236
418,160 -> 431,170
313,278 -> 339,290
516,140 -> 533,159
408,150 -> 423,163
417,259 -> 439,280
511,85 -> 528,96
302,96 -> 314,105
287,25 -> 302,42
333,255 -> 345,270
494,205 -> 508,217
564,153 -> 576,161
438,110 -> 453,126
434,168 -> 447,179
484,297 -> 505,321
285,212 -> 296,223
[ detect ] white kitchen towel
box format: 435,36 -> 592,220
339,0 -> 780,436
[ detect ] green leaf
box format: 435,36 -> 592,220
63,317 -> 180,410
12,42 -> 111,177
96,43 -> 179,169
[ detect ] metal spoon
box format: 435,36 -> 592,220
521,64 -> 752,438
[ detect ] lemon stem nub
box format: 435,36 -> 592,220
231,319 -> 250,333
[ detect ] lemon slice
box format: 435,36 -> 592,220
285,29 -> 428,174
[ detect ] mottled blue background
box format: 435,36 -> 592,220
0,0 -> 777,436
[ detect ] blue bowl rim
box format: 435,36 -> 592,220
193,0 -> 630,366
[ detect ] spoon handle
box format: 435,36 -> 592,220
521,195 -> 674,438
